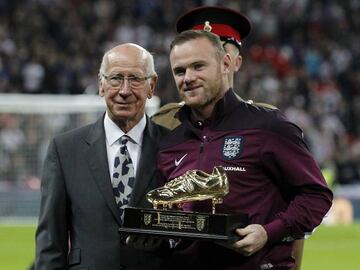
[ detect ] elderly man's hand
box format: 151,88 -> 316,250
232,224 -> 268,256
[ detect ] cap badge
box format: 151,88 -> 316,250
203,21 -> 212,32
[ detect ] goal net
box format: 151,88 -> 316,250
0,93 -> 160,221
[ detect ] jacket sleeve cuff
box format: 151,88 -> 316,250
263,219 -> 289,245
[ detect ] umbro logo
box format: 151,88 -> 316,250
175,153 -> 188,166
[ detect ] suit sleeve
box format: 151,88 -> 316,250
35,139 -> 69,269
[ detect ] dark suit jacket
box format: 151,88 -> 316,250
35,115 -> 169,270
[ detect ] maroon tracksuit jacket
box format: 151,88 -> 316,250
157,89 -> 333,270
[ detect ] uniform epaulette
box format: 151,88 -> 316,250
154,102 -> 185,115
151,102 -> 185,130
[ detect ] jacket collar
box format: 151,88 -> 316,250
178,88 -> 240,127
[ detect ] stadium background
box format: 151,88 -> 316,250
0,0 -> 359,269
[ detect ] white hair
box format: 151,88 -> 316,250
99,43 -> 156,79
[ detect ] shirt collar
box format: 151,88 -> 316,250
104,112 -> 146,146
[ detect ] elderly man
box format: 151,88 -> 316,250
35,43 -> 168,269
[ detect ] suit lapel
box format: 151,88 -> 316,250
85,116 -> 122,226
130,118 -> 158,207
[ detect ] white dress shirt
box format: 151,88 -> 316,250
103,112 -> 146,182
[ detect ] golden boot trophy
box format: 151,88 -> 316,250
119,166 -> 248,242
147,166 -> 229,214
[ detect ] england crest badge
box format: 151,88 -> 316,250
222,136 -> 244,160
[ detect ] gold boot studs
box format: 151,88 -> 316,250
147,166 -> 229,214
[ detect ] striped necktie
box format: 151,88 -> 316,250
112,135 -> 135,222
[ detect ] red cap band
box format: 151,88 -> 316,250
192,23 -> 241,42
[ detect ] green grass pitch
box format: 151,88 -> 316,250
301,222 -> 360,270
0,225 -> 36,270
0,223 -> 359,270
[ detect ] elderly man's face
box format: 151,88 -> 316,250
99,45 -> 155,130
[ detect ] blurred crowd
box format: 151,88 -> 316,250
0,0 -> 359,187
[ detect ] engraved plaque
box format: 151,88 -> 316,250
140,209 -> 209,232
